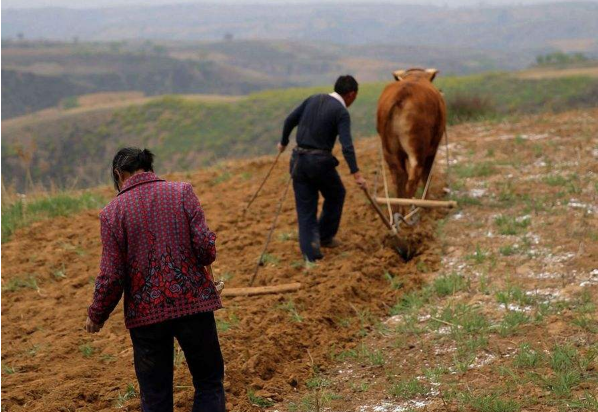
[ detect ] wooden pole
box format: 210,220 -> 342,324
361,188 -> 413,260
375,197 -> 457,208
362,188 -> 395,231
249,172 -> 294,286
222,282 -> 302,297
243,151 -> 282,213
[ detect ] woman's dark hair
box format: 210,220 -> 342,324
112,147 -> 154,190
334,75 -> 358,95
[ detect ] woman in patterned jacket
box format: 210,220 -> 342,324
85,147 -> 225,412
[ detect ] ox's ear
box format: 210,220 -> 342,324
426,68 -> 439,82
393,70 -> 406,81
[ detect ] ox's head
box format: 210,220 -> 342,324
392,68 -> 439,83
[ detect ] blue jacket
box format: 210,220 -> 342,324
281,94 -> 359,173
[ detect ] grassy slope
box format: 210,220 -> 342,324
283,109 -> 598,412
2,71 -> 598,192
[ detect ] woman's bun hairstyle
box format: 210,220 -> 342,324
112,147 -> 155,190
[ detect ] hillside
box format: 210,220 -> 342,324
1,42 -> 290,118
3,2 -> 598,53
1,108 -> 597,411
3,70 -> 598,192
1,39 -> 536,119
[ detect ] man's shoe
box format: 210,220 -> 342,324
321,238 -> 341,248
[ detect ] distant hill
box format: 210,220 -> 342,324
1,69 -> 89,119
3,70 -> 598,192
1,43 -> 294,118
1,39 -> 534,119
2,2 -> 598,53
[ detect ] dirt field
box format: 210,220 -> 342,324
2,109 -> 597,411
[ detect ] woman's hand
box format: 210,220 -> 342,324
85,316 -> 103,333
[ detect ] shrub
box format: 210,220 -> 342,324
446,92 -> 496,124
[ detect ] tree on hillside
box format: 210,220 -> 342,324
535,52 -> 589,67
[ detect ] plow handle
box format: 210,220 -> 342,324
361,187 -> 394,231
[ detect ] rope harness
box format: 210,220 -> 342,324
376,127 -> 451,229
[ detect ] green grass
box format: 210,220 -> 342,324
79,344 -> 95,358
466,244 -> 489,264
389,377 -> 430,399
259,253 -> 280,266
358,343 -> 385,366
1,192 -> 106,242
247,388 -> 274,407
383,271 -> 404,290
390,288 -> 432,315
1,275 -> 39,292
454,162 -> 496,178
278,300 -> 303,323
434,303 -> 490,336
216,311 -> 239,332
514,343 -> 542,369
2,363 -> 17,375
433,273 -> 468,297
550,345 -> 578,373
497,311 -> 530,336
494,215 -> 531,236
461,393 -> 521,412
496,286 -> 535,309
115,383 -> 137,408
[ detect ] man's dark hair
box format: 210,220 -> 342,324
334,75 -> 358,95
112,147 -> 154,190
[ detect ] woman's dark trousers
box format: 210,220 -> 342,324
291,152 -> 346,261
129,311 -> 225,412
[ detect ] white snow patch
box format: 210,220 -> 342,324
580,269 -> 598,287
526,288 -> 563,302
359,399 -> 432,412
568,200 -> 597,214
530,271 -> 563,280
469,188 -> 487,198
505,303 -> 533,313
452,211 -> 465,220
544,252 -> 576,264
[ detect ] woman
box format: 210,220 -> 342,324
85,148 -> 225,412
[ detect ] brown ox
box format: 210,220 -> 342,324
376,68 -> 447,214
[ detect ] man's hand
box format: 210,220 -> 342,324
277,143 -> 287,153
85,316 -> 103,333
353,172 -> 367,189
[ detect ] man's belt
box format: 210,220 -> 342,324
294,146 -> 332,155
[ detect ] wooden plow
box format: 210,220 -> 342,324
363,133 -> 455,259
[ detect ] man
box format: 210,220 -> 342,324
279,75 -> 367,262
85,148 -> 225,412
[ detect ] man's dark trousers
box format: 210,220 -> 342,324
129,311 -> 225,412
291,151 -> 346,261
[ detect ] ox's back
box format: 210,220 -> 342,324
376,69 -> 447,202
377,78 -> 446,149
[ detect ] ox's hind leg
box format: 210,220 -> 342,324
405,155 -> 424,200
421,154 -> 436,195
383,150 -> 407,214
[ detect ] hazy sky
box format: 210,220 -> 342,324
4,0 -> 596,9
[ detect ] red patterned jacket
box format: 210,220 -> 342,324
88,172 -> 221,329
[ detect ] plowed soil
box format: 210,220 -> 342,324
1,137 -> 447,411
